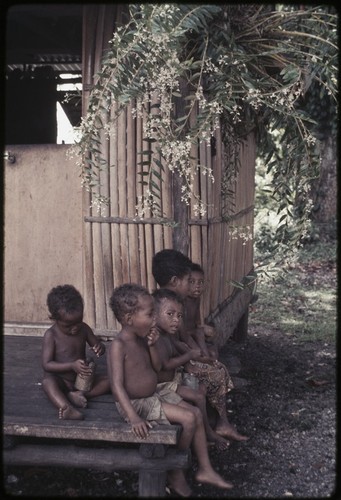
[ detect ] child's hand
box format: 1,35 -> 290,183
203,325 -> 216,339
74,359 -> 93,376
92,342 -> 105,357
131,416 -> 153,439
147,327 -> 159,346
189,348 -> 202,360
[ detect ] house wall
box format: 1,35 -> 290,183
4,144 -> 83,333
81,5 -> 257,341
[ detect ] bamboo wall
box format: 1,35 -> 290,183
82,6 -> 256,337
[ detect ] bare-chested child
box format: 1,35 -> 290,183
185,262 -> 217,353
152,288 -> 230,451
42,284 -> 110,420
152,250 -> 248,442
107,283 -> 233,497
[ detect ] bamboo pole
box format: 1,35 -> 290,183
91,6 -> 108,330
109,102 -> 121,332
126,101 -> 140,284
117,109 -> 130,283
141,98 -> 154,292
136,98 -> 148,287
81,6 -> 97,327
189,105 -> 201,264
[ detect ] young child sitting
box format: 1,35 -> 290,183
152,250 -> 248,442
185,262 -> 217,353
107,283 -> 233,497
42,284 -> 110,420
152,287 -> 230,451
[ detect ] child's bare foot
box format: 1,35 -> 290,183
195,468 -> 233,490
59,405 -> 84,420
68,390 -> 87,408
167,470 -> 192,497
207,430 -> 230,451
215,422 -> 249,441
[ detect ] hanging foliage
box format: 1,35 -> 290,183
75,3 -> 337,252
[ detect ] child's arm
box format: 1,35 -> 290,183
162,342 -> 202,371
192,326 -> 211,358
179,326 -> 216,365
147,327 -> 162,372
42,330 -> 92,376
85,324 -> 106,357
108,338 -> 152,439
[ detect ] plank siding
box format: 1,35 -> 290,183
4,6 -> 256,344
84,5 -> 256,340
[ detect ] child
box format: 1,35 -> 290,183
42,284 -> 110,420
185,262 -> 217,352
183,262 -> 249,441
152,251 -> 248,442
152,288 -> 230,451
107,283 -> 233,497
152,248 -> 192,298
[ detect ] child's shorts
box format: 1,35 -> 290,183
115,380 -> 183,425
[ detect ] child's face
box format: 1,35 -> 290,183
188,271 -> 205,299
130,295 -> 155,337
156,298 -> 183,335
174,273 -> 191,298
56,309 -> 83,336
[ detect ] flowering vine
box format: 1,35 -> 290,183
75,3 -> 337,254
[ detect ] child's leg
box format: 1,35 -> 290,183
176,385 -> 229,451
162,401 -> 233,490
159,401 -> 197,497
86,375 -> 111,398
215,404 -> 249,441
42,375 -> 83,420
195,364 -> 249,441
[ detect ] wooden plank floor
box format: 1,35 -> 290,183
3,335 -> 190,497
3,335 -> 180,445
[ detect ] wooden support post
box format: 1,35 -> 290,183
138,443 -> 167,497
232,309 -> 249,343
139,470 -> 167,497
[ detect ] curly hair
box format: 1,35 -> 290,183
190,262 -> 204,274
109,283 -> 151,323
47,284 -> 84,320
152,288 -> 184,311
152,249 -> 192,287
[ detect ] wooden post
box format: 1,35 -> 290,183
139,470 -> 167,497
139,444 -> 167,497
232,309 -> 249,343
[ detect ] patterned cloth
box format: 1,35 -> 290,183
186,360 -> 234,417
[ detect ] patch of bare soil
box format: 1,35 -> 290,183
3,267 -> 337,499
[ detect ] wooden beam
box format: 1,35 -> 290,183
4,418 -> 181,445
3,444 -> 189,472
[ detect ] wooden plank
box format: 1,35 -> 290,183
3,335 -> 181,447
139,470 -> 167,497
4,444 -> 189,472
4,417 -> 180,445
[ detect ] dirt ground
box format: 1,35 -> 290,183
3,268 -> 337,498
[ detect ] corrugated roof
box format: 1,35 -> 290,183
6,5 -> 82,75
